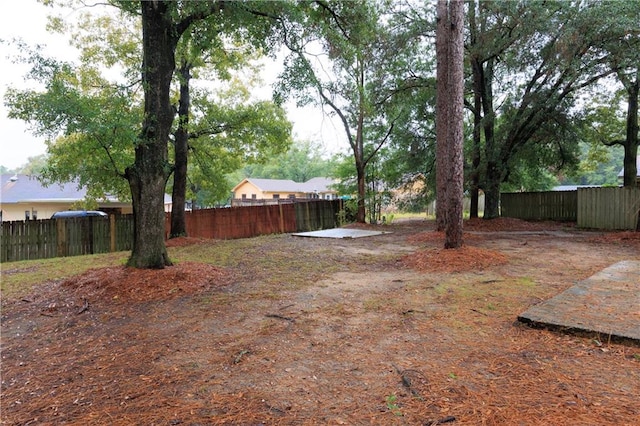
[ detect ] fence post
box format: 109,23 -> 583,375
56,219 -> 67,257
110,214 -> 116,252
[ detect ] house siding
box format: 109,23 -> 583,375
231,178 -> 337,202
0,174 -> 155,222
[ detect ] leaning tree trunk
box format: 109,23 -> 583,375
170,62 -> 192,238
126,1 -> 177,269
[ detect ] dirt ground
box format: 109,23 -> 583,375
1,218 -> 639,425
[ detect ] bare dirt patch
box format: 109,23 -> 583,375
1,218 -> 639,425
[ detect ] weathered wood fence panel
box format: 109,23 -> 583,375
294,199 -> 342,232
173,199 -> 342,239
501,187 -> 640,230
1,219 -> 57,262
175,204 -> 299,240
577,187 -> 640,230
2,200 -> 343,262
501,191 -> 577,221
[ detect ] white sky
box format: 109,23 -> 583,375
0,0 -> 344,171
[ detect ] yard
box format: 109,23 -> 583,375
1,218 -> 639,425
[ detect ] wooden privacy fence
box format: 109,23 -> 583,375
501,187 -> 640,230
1,215 -> 134,263
577,187 -> 640,230
170,199 -> 342,239
1,199 -> 343,262
501,191 -> 577,221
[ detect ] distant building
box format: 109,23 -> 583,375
552,185 -> 601,191
231,177 -> 339,205
0,174 -> 171,222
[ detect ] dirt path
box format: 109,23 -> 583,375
1,219 -> 639,425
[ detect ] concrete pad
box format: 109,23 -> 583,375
292,228 -> 391,239
518,260 -> 640,344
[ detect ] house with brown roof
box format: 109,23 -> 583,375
0,174 -> 171,222
231,177 -> 339,206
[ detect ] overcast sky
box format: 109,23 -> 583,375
0,0 -> 343,171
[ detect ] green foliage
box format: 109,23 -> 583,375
4,3 -> 293,209
385,394 -> 403,417
462,0 -> 633,216
14,155 -> 48,175
179,78 -> 292,207
234,140 -> 336,182
336,197 -> 357,226
274,0 -> 426,222
561,142 -> 625,186
5,43 -> 137,200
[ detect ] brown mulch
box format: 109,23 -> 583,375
61,261 -> 230,303
402,245 -> 509,273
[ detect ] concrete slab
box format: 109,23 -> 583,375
518,260 -> 640,344
292,228 -> 391,239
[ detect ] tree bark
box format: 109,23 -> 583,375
436,0 -> 464,247
435,0 -> 450,232
622,69 -> 638,187
444,0 -> 464,249
170,61 -> 191,238
483,168 -> 502,220
126,1 -> 177,268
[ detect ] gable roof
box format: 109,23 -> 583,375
300,177 -> 336,193
0,174 -> 171,205
232,177 -> 337,194
0,174 -> 97,203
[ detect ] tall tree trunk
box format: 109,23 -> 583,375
469,100 -> 482,219
469,60 -> 482,219
356,160 -> 366,223
435,0 -> 450,232
126,1 -> 177,269
436,0 -> 465,247
444,0 -> 464,248
355,58 -> 367,224
170,61 -> 191,238
622,70 -> 639,187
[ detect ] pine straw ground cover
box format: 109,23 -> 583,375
1,218 -> 639,425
